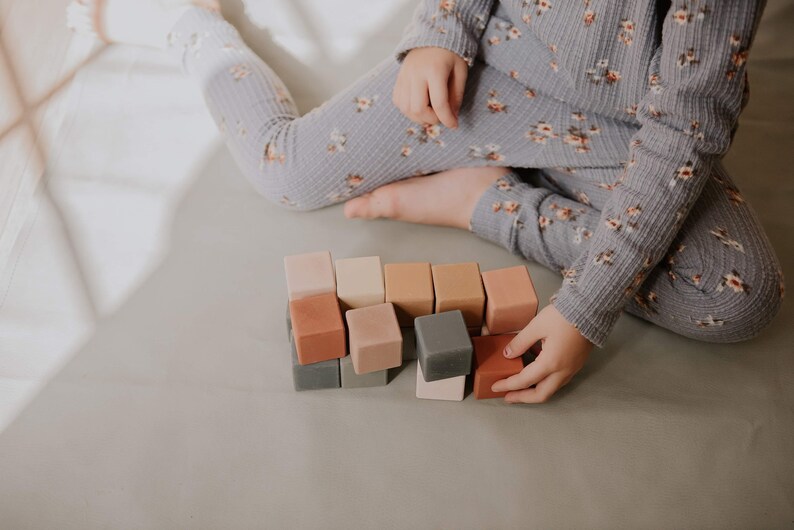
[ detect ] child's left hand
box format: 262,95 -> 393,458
491,305 -> 593,404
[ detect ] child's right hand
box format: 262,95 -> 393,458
393,47 -> 469,129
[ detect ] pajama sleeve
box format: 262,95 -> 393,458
394,0 -> 496,66
552,1 -> 766,347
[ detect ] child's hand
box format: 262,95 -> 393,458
491,305 -> 593,404
393,47 -> 468,129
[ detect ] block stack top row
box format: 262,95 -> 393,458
284,251 -> 539,333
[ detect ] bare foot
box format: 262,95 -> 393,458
67,0 -> 220,48
344,166 -> 512,229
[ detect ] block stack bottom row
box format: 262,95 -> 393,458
284,251 -> 540,401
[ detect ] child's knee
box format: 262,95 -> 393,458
690,264 -> 784,343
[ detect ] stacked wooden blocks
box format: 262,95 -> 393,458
284,252 -> 539,401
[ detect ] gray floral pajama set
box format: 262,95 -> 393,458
167,0 -> 783,347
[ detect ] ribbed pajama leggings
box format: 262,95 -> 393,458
168,8 -> 783,344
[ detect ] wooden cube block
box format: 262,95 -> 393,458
340,355 -> 388,388
481,265 -> 538,334
284,251 -> 336,301
346,303 -> 402,375
415,310 -> 473,382
289,293 -> 346,366
401,327 -> 417,361
431,262 -> 485,328
335,256 -> 385,311
384,262 -> 434,326
290,331 -> 340,391
415,362 -> 465,401
473,334 -> 524,399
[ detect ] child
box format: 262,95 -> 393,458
68,0 -> 783,403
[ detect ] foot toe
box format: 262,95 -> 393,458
343,195 -> 371,219
344,187 -> 399,220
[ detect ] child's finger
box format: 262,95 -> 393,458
410,78 -> 439,125
504,371 -> 568,404
449,60 -> 467,118
503,318 -> 543,359
428,72 -> 457,129
491,360 -> 551,393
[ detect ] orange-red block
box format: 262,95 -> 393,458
473,334 -> 523,399
289,292 -> 347,365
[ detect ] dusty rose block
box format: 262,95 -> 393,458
346,303 -> 402,375
284,251 -> 336,301
472,334 -> 523,399
384,262 -> 434,326
415,362 -> 465,402
431,262 -> 486,328
481,265 -> 538,334
335,256 -> 385,311
289,292 -> 346,365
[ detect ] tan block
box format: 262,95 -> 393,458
346,303 -> 402,375
289,293 -> 346,365
431,262 -> 485,328
335,256 -> 385,311
284,251 -> 336,301
415,362 -> 465,401
384,262 -> 434,326
481,266 -> 538,334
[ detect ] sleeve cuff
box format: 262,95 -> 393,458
394,26 -> 479,66
552,285 -> 621,348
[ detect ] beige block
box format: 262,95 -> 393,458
431,262 -> 486,327
384,262 -> 434,326
346,303 -> 402,375
415,362 -> 465,401
284,251 -> 336,301
335,256 -> 385,311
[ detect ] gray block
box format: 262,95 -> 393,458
290,332 -> 340,391
340,355 -> 388,388
415,310 -> 473,382
286,302 -> 292,337
401,327 -> 417,361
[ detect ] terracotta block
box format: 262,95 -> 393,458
415,310 -> 473,382
335,256 -> 385,311
290,331 -> 340,391
340,355 -> 388,388
481,265 -> 538,334
415,362 -> 465,401
284,251 -> 336,301
289,293 -> 346,366
431,262 -> 485,327
346,303 -> 402,375
384,262 -> 434,326
473,334 -> 523,399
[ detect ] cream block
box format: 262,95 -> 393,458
335,256 -> 385,311
284,251 -> 336,301
415,363 -> 465,402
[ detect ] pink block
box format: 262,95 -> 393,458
346,303 -> 403,375
415,363 -> 465,401
481,265 -> 538,334
284,251 -> 336,301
